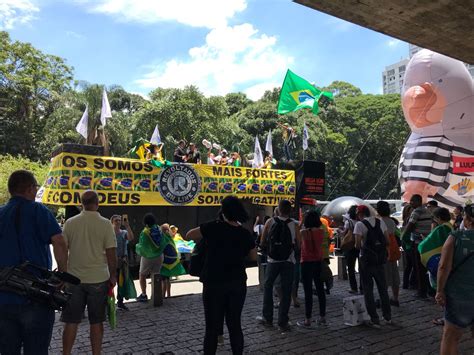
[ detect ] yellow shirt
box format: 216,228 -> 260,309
63,211 -> 117,283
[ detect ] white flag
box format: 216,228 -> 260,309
302,122 -> 309,151
265,129 -> 273,156
75,105 -> 88,139
252,135 -> 264,168
100,88 -> 112,126
150,124 -> 161,145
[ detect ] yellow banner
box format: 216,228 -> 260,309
38,153 -> 296,206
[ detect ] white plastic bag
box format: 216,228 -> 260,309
343,295 -> 370,326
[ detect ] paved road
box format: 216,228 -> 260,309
49,268 -> 474,354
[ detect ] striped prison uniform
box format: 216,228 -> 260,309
398,134 -> 474,207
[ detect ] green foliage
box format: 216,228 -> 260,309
224,92 -> 252,116
0,31 -> 73,160
322,81 -> 362,98
0,155 -> 50,205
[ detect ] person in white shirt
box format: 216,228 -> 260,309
354,205 -> 391,328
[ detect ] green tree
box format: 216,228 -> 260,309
320,93 -> 408,199
224,92 -> 252,116
0,31 -> 73,160
0,155 -> 50,204
132,86 -> 231,160
322,81 -> 362,98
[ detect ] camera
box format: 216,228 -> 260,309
0,262 -> 80,310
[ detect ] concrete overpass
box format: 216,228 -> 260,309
295,0 -> 474,64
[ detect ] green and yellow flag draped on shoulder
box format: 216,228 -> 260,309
277,69 -> 333,115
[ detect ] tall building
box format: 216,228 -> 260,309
383,44 -> 474,95
382,58 -> 409,95
408,44 -> 422,58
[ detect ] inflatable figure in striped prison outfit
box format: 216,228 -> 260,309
399,49 -> 474,207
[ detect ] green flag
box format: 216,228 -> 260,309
277,69 -> 333,115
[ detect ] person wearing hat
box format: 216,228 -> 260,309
219,150 -> 229,165
354,204 -> 391,328
211,149 -> 229,166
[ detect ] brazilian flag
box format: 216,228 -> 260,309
418,223 -> 453,287
160,233 -> 186,277
277,69 -> 333,115
136,225 -> 166,259
128,138 -> 172,167
128,138 -> 151,160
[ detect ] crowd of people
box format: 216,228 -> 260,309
167,139 -> 276,168
0,169 -> 472,355
146,122 -> 298,168
337,195 -> 474,353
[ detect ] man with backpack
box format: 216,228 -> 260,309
257,200 -> 300,332
354,205 -> 391,328
376,201 -> 402,307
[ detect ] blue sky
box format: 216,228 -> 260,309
1,0 -> 409,99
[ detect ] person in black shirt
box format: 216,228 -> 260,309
186,196 -> 256,355
186,143 -> 201,164
173,140 -> 187,163
453,205 -> 464,230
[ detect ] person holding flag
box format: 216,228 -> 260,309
146,125 -> 166,162
419,207 -> 453,288
435,204 -> 474,355
159,224 -> 186,299
135,213 -> 166,302
418,207 -> 453,326
276,122 -> 296,161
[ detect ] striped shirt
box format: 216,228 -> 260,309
408,207 -> 432,237
399,134 -> 474,207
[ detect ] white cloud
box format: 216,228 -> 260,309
130,91 -> 150,101
66,31 -> 85,39
387,39 -> 401,47
77,0 -> 247,29
135,24 -> 293,97
244,82 -> 280,101
0,0 -> 38,30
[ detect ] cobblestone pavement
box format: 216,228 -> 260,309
49,274 -> 474,354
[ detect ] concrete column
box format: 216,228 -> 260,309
151,273 -> 163,307
337,255 -> 348,280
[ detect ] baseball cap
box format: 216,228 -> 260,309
357,205 -> 369,214
170,225 -> 178,230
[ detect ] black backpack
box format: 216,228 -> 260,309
361,219 -> 387,266
266,217 -> 294,261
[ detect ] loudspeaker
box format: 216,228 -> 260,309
296,160 -> 326,197
51,143 -> 104,158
